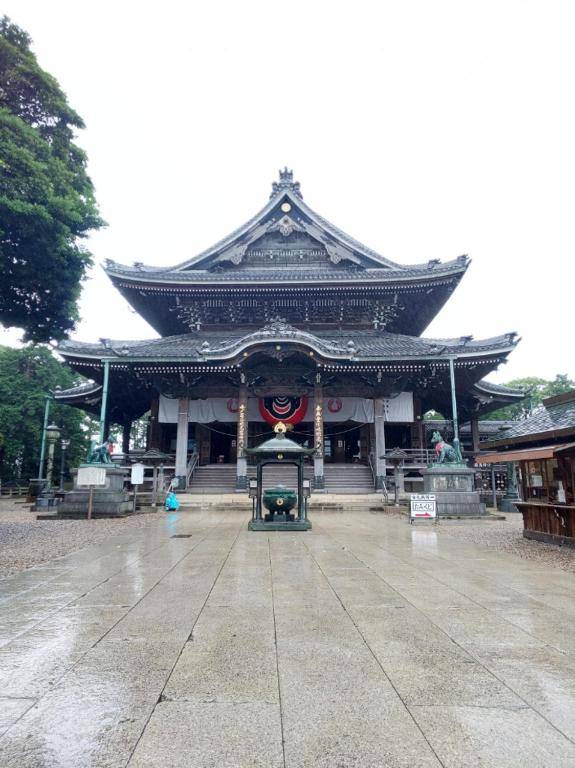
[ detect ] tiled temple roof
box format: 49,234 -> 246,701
59,325 -> 519,364
426,419 -> 516,435
105,261 -> 468,285
482,392 -> 575,447
55,381 -> 102,397
104,169 -> 469,286
473,380 -> 526,397
53,380 -> 103,413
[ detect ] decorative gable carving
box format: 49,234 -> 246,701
268,215 -> 305,238
206,211 -> 365,270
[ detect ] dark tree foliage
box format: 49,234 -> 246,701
0,16 -> 103,342
0,345 -> 92,481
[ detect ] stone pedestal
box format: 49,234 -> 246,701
499,496 -> 520,513
421,465 -> 484,517
28,478 -> 52,507
249,518 -> 311,531
56,466 -> 132,518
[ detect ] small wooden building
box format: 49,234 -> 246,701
478,391 -> 575,546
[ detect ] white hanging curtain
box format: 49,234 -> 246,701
158,393 -> 413,424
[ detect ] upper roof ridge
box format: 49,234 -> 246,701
270,168 -> 302,199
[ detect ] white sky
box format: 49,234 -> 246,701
1,0 -> 573,383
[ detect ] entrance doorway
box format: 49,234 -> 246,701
384,424 -> 411,450
208,423 -> 237,463
324,423 -> 363,463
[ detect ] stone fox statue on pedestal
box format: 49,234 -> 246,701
431,431 -> 458,463
87,437 -> 114,464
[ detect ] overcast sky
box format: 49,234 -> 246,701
1,0 -> 573,383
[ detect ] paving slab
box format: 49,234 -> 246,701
473,646 -> 575,742
1,510 -> 575,766
411,704 -> 575,767
0,517 -> 243,767
269,536 -> 443,767
0,698 -> 36,737
350,606 -> 525,708
127,701 -> 284,768
0,605 -> 129,698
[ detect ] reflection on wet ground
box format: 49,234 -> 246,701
0,509 -> 575,767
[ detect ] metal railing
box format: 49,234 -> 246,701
390,448 -> 435,465
186,452 -> 199,489
368,451 -> 378,490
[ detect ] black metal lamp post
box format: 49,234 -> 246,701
59,438 -> 70,491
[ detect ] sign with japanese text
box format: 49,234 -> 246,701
130,463 -> 145,485
410,494 -> 437,519
77,466 -> 107,487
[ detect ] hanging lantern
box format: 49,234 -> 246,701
258,396 -> 308,425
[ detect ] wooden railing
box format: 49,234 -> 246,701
516,501 -> 575,546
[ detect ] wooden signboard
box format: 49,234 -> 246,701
77,466 -> 107,519
77,466 -> 107,487
130,463 -> 145,486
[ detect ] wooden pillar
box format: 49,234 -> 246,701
196,423 -> 211,465
359,424 -> 369,461
313,380 -> 324,490
148,395 -> 160,450
175,397 -> 189,487
374,397 -> 386,489
236,382 -> 248,490
471,416 -> 480,454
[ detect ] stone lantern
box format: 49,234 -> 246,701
45,423 -> 61,488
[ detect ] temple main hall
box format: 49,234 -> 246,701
56,170 -> 523,493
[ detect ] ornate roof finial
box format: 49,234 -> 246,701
270,167 -> 303,199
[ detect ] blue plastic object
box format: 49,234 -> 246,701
165,492 -> 180,511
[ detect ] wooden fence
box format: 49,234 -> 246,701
0,483 -> 29,498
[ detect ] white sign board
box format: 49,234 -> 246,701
77,466 -> 107,487
410,494 -> 437,520
130,463 -> 145,485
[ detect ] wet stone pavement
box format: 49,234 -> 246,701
0,510 -> 575,767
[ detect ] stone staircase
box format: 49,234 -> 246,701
187,463 -> 374,494
322,464 -> 375,494
188,465 -> 237,494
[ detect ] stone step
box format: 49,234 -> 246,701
188,462 -> 375,493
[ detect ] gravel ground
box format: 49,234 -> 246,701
0,498 -> 163,579
437,512 -> 575,572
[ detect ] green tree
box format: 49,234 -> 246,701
483,374 -> 575,421
0,16 -> 103,342
423,410 -> 446,420
130,414 -> 150,450
0,345 -> 92,481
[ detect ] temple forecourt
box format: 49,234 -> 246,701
55,170 -> 523,496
